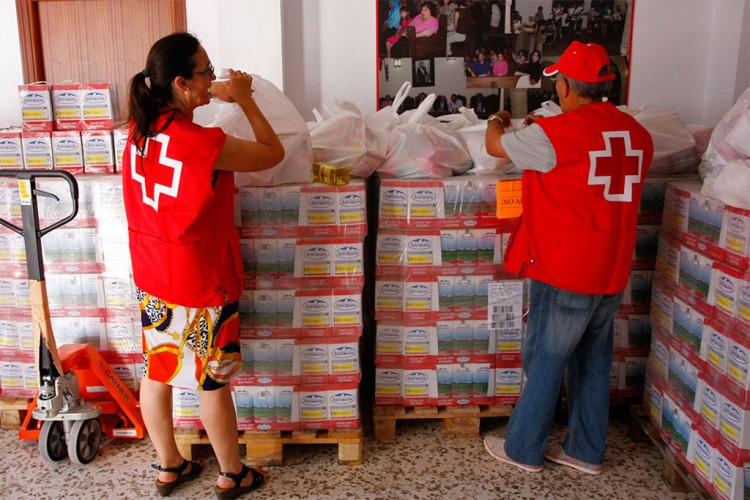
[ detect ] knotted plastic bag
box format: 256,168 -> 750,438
194,73 -> 313,186
699,86 -> 750,209
377,93 -> 473,178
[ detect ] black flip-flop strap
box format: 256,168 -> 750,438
151,459 -> 189,474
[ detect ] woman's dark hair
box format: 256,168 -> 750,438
127,32 -> 200,152
421,2 -> 437,17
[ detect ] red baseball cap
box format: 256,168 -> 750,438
543,41 -> 615,83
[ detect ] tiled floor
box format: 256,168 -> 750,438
0,409 -> 700,499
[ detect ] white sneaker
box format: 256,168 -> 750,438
544,444 -> 603,475
483,436 -> 544,473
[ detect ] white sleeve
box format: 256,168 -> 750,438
499,124 -> 557,173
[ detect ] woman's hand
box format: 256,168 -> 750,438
211,69 -> 254,104
523,112 -> 543,127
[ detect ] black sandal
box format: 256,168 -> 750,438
214,464 -> 265,499
151,459 -> 202,497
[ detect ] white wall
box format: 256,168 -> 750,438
0,0 -> 748,129
281,0 -> 378,120
629,0 -> 748,125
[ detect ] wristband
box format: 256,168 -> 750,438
488,116 -> 504,125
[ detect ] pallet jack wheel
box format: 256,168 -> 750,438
68,418 -> 102,465
39,420 -> 67,462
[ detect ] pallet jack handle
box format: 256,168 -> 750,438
0,169 -> 78,382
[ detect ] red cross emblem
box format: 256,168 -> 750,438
588,131 -> 643,202
130,134 -> 183,211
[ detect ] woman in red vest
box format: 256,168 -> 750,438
123,33 -> 284,498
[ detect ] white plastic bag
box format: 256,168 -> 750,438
700,86 -> 750,209
439,107 -> 513,174
194,73 -> 313,186
307,99 -> 384,178
363,81 -> 412,150
378,93 -> 473,178
627,105 -> 700,175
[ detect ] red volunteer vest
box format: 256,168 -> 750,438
122,111 -> 242,307
504,102 -> 654,294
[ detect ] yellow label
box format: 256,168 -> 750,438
695,457 -> 709,475
84,108 -> 109,118
55,156 -> 80,165
302,316 -> 328,326
404,299 -> 430,310
339,211 -> 363,223
713,475 -> 729,493
331,362 -> 355,372
335,263 -> 361,275
407,254 -> 432,265
330,409 -> 355,418
708,351 -> 723,369
382,206 -> 407,217
404,387 -> 428,396
303,264 -> 330,276
308,213 -> 335,224
376,386 -> 400,395
22,110 -> 47,119
300,409 -> 326,419
720,421 -> 740,441
26,158 -> 51,166
410,207 -> 436,217
377,343 -> 400,353
404,344 -> 428,354
301,362 -> 327,373
333,314 -> 358,325
56,109 -> 79,118
497,341 -> 522,351
726,235 -> 745,252
0,159 -> 21,166
739,303 -> 750,322
378,253 -> 401,264
18,179 -> 32,205
496,180 -> 523,219
716,294 -> 734,312
376,299 -> 401,310
727,364 -> 746,384
701,406 -> 717,423
496,386 -> 519,394
86,154 -> 109,163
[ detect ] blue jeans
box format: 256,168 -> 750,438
504,279 -> 623,467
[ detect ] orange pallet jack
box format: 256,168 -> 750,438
0,170 -> 144,464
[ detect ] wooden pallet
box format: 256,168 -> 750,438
373,404 -> 513,441
628,405 -> 711,499
0,397 -> 32,429
174,427 -> 363,467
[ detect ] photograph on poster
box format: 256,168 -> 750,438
413,59 -> 435,87
378,0 -> 633,119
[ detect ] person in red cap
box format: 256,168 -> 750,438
482,41 -> 654,475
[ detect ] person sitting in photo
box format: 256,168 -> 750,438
386,6 -> 413,58
467,49 -> 492,77
492,52 -> 509,76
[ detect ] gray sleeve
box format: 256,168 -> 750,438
499,124 -> 557,173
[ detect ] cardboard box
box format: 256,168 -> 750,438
51,130 -> 84,174
52,83 -> 83,130
21,132 -> 53,169
0,130 -> 24,169
82,130 -> 114,174
81,83 -> 113,130
19,84 -> 53,132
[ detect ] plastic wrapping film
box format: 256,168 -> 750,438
0,175 -> 140,398
645,179 -> 750,499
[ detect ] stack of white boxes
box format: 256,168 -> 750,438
644,180 -> 750,499
373,175 -> 525,408
16,83 -> 120,175
184,179 -> 367,432
0,175 -> 142,398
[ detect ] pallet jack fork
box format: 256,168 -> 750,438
0,170 -> 144,464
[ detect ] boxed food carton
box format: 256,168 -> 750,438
0,130 -> 23,169
21,132 -> 53,169
19,83 -> 53,132
81,83 -> 113,130
51,130 -> 84,175
52,83 -> 83,130
82,130 -> 115,174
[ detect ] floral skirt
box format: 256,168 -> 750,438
137,288 -> 242,391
